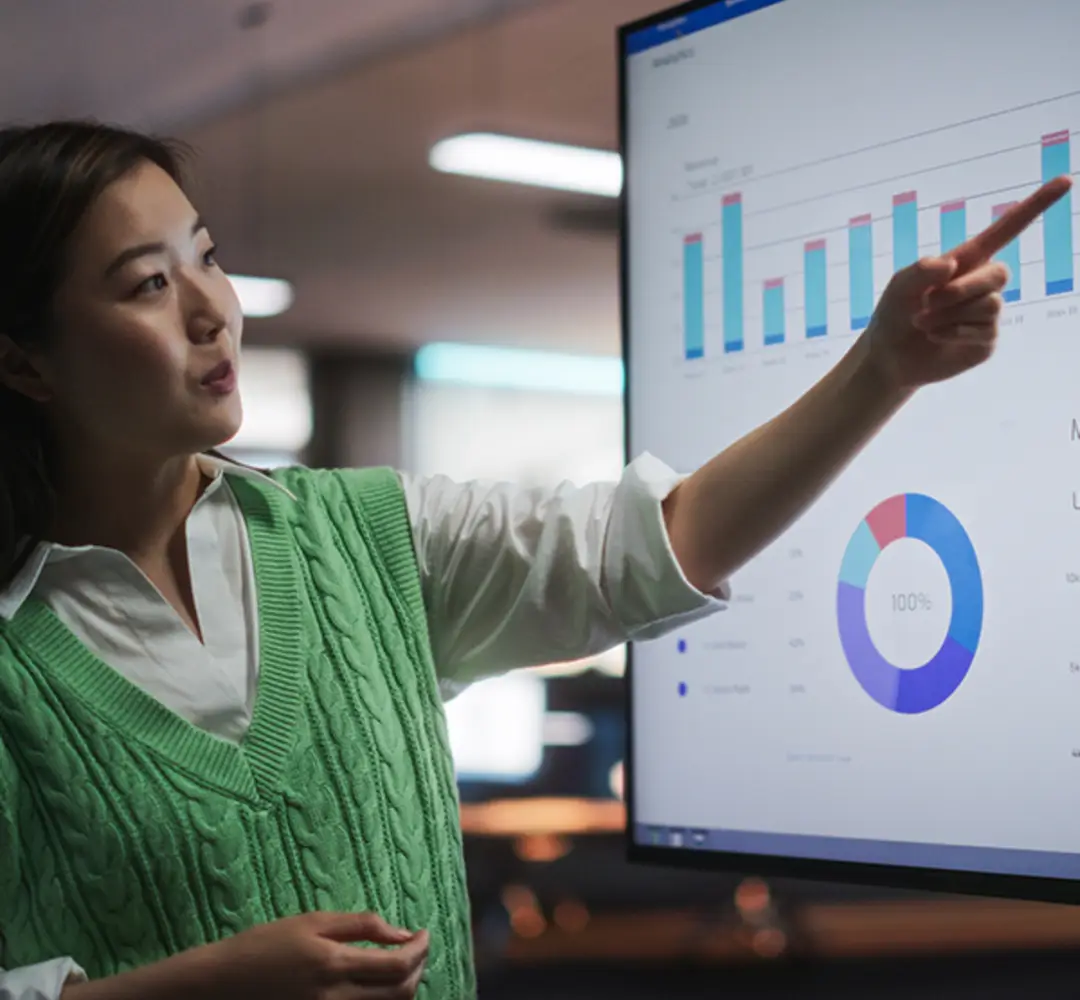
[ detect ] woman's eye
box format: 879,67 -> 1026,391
203,244 -> 218,267
135,274 -> 167,296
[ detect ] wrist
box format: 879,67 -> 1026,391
58,941 -> 230,1000
851,325 -> 916,411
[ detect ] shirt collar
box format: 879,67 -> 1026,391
0,455 -> 296,621
197,453 -> 298,501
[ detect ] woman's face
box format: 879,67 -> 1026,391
40,160 -> 244,462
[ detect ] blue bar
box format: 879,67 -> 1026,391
992,202 -> 1021,303
624,0 -> 789,56
849,215 -> 873,331
940,200 -> 967,254
763,279 -> 785,346
683,234 -> 704,359
892,191 -> 918,271
1042,131 -> 1074,296
723,193 -> 744,353
804,239 -> 827,338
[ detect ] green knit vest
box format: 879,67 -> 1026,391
0,467 -> 475,999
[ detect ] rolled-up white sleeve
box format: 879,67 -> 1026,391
603,451 -> 730,640
0,958 -> 86,1000
399,451 -> 727,692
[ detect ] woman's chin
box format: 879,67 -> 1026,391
195,404 -> 244,454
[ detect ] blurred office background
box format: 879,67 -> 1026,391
6,1 -> 1080,995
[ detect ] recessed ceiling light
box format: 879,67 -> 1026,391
228,274 -> 295,318
429,132 -> 623,198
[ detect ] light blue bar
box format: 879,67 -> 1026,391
723,195 -> 744,353
940,202 -> 966,254
763,280 -> 784,346
804,241 -> 827,338
849,217 -> 873,331
1042,133 -> 1074,296
999,244 -> 1022,302
838,519 -> 881,590
683,236 -> 704,359
892,193 -> 918,271
992,203 -> 1021,303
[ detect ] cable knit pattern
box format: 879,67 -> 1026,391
313,472 -> 471,993
0,467 -> 475,998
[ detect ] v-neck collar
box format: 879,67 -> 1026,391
0,453 -> 296,623
4,471 -> 304,805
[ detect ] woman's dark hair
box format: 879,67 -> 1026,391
0,120 -> 190,590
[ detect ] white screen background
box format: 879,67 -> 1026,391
626,0 -> 1080,864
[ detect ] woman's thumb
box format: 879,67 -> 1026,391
889,255 -> 958,302
315,911 -> 413,944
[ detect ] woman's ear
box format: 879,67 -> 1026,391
0,335 -> 52,403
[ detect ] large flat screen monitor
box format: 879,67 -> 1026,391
620,0 -> 1080,902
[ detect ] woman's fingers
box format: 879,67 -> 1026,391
924,261 -> 1009,310
924,325 -> 997,347
330,932 -> 429,985
916,257 -> 1007,336
916,292 -> 1004,333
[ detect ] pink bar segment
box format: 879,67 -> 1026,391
941,199 -> 966,214
991,202 -> 1017,220
764,277 -> 784,290
849,213 -> 872,227
722,192 -> 742,207
866,494 -> 907,549
805,238 -> 826,252
893,190 -> 917,206
684,233 -> 702,244
1043,129 -> 1070,147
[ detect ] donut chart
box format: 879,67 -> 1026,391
837,494 -> 983,714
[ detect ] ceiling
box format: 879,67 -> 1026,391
1,0 -> 667,356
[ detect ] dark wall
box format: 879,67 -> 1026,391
304,349 -> 412,470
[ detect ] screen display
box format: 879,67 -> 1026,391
623,0 -> 1080,887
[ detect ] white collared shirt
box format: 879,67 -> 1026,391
0,452 -> 727,999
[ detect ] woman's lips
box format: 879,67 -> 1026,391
200,360 -> 237,395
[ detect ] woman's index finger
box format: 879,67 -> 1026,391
948,175 -> 1072,273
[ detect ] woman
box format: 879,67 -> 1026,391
0,121 -> 1066,1000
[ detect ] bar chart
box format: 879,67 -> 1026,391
679,126 -> 1076,359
